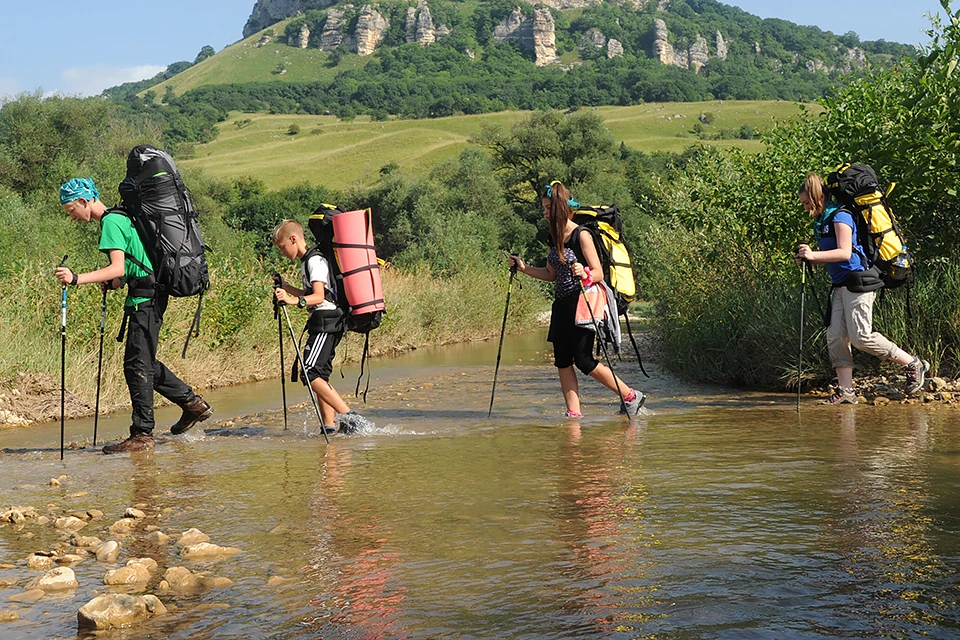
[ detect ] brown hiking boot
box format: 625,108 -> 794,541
170,396 -> 213,435
102,433 -> 155,454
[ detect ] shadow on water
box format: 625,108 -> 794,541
1,332 -> 960,638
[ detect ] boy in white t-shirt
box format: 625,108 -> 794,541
273,219 -> 373,434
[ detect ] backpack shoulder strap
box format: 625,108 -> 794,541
101,207 -> 155,277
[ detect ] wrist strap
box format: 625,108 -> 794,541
70,272 -> 79,286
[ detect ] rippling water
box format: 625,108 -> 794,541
1,333 -> 959,638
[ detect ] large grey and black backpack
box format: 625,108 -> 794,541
115,145 -> 211,355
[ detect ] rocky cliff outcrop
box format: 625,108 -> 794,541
532,7 -> 558,66
580,27 -> 606,51
651,18 -> 686,69
652,19 -> 719,74
320,8 -> 347,51
607,38 -> 623,58
244,0 -> 336,37
715,30 -> 728,60
297,24 -> 311,48
493,7 -> 525,41
493,7 -> 557,66
355,5 -> 389,56
405,1 -> 448,46
688,34 -> 709,73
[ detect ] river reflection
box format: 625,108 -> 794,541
0,334 -> 959,638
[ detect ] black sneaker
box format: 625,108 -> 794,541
904,358 -> 930,396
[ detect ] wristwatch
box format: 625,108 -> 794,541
297,296 -> 307,309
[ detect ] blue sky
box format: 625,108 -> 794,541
0,0 -> 947,99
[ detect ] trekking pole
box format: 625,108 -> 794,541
275,282 -> 329,444
272,275 -> 289,430
797,261 -> 806,412
578,279 -> 627,412
92,287 -> 107,445
58,255 -> 68,460
488,260 -> 518,418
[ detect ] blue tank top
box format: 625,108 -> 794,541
816,204 -> 868,285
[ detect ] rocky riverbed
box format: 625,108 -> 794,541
0,495 -> 253,632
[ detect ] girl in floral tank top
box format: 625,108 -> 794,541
508,181 -> 646,418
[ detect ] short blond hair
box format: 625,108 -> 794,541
272,219 -> 303,245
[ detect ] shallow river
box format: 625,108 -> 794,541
1,333 -> 959,639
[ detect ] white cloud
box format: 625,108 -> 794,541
0,77 -> 23,102
58,65 -> 167,97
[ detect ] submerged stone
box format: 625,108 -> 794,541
176,528 -> 210,546
180,543 -> 242,560
25,567 -> 78,592
77,593 -> 167,630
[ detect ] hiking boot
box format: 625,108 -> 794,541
620,390 -> 646,416
904,358 -> 930,396
102,433 -> 155,454
819,388 -> 858,405
335,411 -> 374,434
170,396 -> 213,435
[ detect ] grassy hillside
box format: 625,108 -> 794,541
183,100 -> 814,190
147,17 -> 369,98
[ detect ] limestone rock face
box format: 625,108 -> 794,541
413,1 -> 436,46
320,8 -> 346,52
25,567 -> 78,592
652,18 -> 685,69
493,8 -> 525,42
355,5 -> 389,56
297,24 -> 311,48
689,34 -> 710,73
77,594 -> 167,631
716,30 -> 728,60
532,7 -> 557,66
580,27 -> 607,51
244,0 -> 337,37
607,38 -> 624,59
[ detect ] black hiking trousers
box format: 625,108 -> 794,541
124,294 -> 195,436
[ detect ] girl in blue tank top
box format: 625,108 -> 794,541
794,173 -> 928,405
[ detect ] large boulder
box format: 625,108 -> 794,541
77,594 -> 167,630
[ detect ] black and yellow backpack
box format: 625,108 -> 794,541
826,163 -> 914,289
572,204 -> 649,377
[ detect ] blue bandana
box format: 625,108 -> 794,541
59,178 -> 100,205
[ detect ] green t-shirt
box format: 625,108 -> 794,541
99,212 -> 153,308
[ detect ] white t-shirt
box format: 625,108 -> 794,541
302,253 -> 338,312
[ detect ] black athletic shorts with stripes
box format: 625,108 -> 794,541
300,330 -> 343,383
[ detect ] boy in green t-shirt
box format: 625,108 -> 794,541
55,178 -> 213,453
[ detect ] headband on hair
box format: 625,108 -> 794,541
59,178 -> 100,205
543,181 -> 579,208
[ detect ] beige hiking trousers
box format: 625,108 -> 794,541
827,287 -> 899,369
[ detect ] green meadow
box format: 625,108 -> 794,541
185,100 -> 815,190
